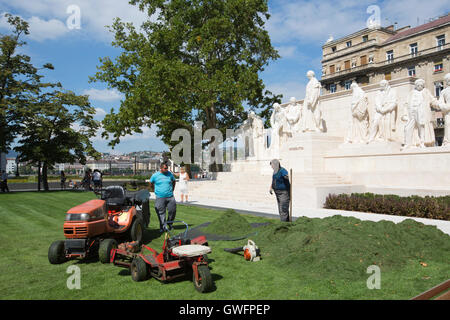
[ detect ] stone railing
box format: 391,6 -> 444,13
321,43 -> 450,80
322,39 -> 377,62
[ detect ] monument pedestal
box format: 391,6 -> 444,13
324,144 -> 450,190
279,132 -> 343,174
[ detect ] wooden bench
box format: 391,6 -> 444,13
411,279 -> 450,300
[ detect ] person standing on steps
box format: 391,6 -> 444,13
269,159 -> 291,222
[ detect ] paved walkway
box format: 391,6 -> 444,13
170,190 -> 450,236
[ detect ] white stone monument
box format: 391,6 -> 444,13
367,80 -> 398,144
192,75 -> 450,210
248,111 -> 265,159
345,82 -> 369,144
302,70 -> 323,132
437,73 -> 450,147
285,97 -> 302,136
401,79 -> 439,149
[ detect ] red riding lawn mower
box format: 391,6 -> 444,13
48,186 -> 150,264
110,221 -> 214,293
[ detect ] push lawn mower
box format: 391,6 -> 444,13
48,186 -> 150,264
110,221 -> 214,293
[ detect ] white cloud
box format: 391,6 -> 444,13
27,16 -> 69,41
266,81 -> 306,103
0,0 -> 149,42
267,1 -> 373,45
120,125 -> 159,142
0,13 -> 69,42
266,0 -> 449,47
83,88 -> 122,102
380,0 -> 450,28
94,108 -> 107,119
276,45 -> 297,59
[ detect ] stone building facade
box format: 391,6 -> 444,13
320,13 -> 449,143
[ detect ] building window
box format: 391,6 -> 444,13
351,60 -> 357,68
435,82 -> 444,97
384,72 -> 391,80
368,56 -> 374,63
346,41 -> 352,47
331,46 -> 337,52
344,80 -> 352,90
434,62 -> 443,73
344,60 -> 350,69
409,43 -> 418,57
437,35 -> 445,50
329,84 -> 337,93
408,66 -> 416,77
386,50 -> 394,63
330,65 -> 335,73
362,35 -> 369,42
360,55 -> 367,65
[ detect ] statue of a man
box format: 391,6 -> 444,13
437,73 -> 450,146
248,111 -> 265,159
285,97 -> 302,135
401,79 -> 439,149
367,80 -> 398,143
302,70 -> 323,132
269,103 -> 286,158
345,83 -> 369,144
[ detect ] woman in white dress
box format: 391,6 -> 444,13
178,167 -> 190,202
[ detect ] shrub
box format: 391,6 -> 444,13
324,193 -> 450,221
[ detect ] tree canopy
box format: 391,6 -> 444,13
0,14 -> 100,190
0,13 -> 55,153
91,0 -> 281,152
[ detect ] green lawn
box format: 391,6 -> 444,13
0,191 -> 449,300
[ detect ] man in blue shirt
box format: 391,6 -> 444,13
150,162 -> 177,232
269,159 -> 290,222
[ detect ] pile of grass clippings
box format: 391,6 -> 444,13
202,209 -> 254,238
252,215 -> 450,281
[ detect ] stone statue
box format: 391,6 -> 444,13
302,70 -> 323,132
345,83 -> 369,144
367,80 -> 398,143
285,97 -> 302,135
269,103 -> 286,158
248,111 -> 265,159
437,73 -> 450,146
401,79 -> 439,149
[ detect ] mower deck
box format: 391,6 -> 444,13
110,222 -> 214,292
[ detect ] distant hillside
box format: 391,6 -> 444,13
6,150 -> 17,158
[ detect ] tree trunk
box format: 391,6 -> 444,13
205,104 -> 223,172
37,161 -> 41,192
42,162 -> 49,191
184,163 -> 192,179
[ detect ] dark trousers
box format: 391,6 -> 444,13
274,189 -> 290,222
154,196 -> 177,231
1,180 -> 9,192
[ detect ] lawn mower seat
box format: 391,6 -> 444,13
103,186 -> 127,207
172,245 -> 211,258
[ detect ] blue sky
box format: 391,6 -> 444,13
1,0 -> 448,154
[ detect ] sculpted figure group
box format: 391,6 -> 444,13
242,72 -> 450,160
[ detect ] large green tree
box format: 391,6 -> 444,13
0,14 -> 100,190
15,90 -> 100,191
91,0 -> 281,161
0,13 -> 55,154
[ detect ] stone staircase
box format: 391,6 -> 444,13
185,171 -> 351,204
